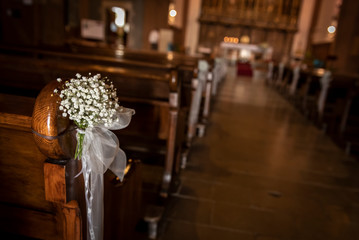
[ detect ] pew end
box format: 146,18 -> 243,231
0,89 -> 144,239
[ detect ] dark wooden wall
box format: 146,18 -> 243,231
334,0 -> 359,74
0,0 -> 189,51
142,0 -> 170,50
0,0 -> 65,47
311,42 -> 331,64
198,0 -> 302,61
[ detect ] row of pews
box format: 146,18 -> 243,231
266,61 -> 359,158
0,44 -> 227,239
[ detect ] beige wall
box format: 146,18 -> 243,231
291,0 -> 316,58
184,0 -> 201,54
311,0 -> 339,44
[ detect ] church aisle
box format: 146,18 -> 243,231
159,67 -> 359,240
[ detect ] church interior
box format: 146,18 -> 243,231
1,0 -> 359,239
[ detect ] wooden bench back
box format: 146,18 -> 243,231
0,94 -> 64,239
0,91 -> 143,239
0,51 -> 185,196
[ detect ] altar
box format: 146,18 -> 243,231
220,42 -> 269,78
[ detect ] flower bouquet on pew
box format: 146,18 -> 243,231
54,73 -> 134,240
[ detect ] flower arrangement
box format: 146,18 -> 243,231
54,73 -> 134,240
55,73 -> 120,160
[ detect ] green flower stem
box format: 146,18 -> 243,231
75,132 -> 85,160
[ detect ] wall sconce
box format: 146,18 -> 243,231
168,0 -> 184,28
169,9 -> 177,17
327,25 -> 336,34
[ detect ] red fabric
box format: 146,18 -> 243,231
237,62 -> 253,76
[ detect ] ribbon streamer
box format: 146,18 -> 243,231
318,71 -> 332,117
80,107 -> 134,240
188,60 -> 208,139
289,65 -> 300,95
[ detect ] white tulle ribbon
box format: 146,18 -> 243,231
276,62 -> 285,85
318,71 -> 332,117
79,107 -> 134,240
289,65 -> 300,95
188,60 -> 208,139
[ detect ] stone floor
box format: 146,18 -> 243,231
158,67 -> 359,240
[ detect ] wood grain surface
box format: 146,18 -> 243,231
31,80 -> 75,160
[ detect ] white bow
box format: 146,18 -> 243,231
80,107 -> 134,240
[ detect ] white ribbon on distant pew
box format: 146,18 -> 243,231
318,71 -> 332,117
289,65 -> 300,95
276,62 -> 285,85
79,107 -> 134,240
188,60 -> 208,139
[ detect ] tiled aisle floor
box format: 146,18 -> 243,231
159,67 -> 359,240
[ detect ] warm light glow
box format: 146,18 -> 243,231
115,49 -> 124,56
115,45 -> 125,56
315,68 -> 325,76
168,3 -> 176,25
240,35 -> 250,44
240,49 -> 251,60
112,7 -> 125,27
169,9 -> 177,17
167,52 -> 174,60
124,23 -> 130,32
327,25 -> 336,33
223,36 -> 239,43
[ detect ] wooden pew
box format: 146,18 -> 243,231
266,61 -> 275,85
66,44 -> 214,133
314,73 -> 356,135
286,69 -> 359,157
212,57 -> 227,96
276,65 -> 312,110
0,44 -> 215,165
277,65 -> 293,94
0,92 -> 142,239
0,53 -> 185,197
0,44 -> 209,146
270,65 -> 359,158
118,49 -> 216,137
326,74 -> 359,156
296,68 -> 323,119
0,44 -> 202,114
274,62 -> 287,88
339,90 -> 359,157
73,46 -> 222,141
279,68 -> 352,135
290,68 -> 310,109
0,94 -> 65,239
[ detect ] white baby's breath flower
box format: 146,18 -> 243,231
57,73 -> 120,129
